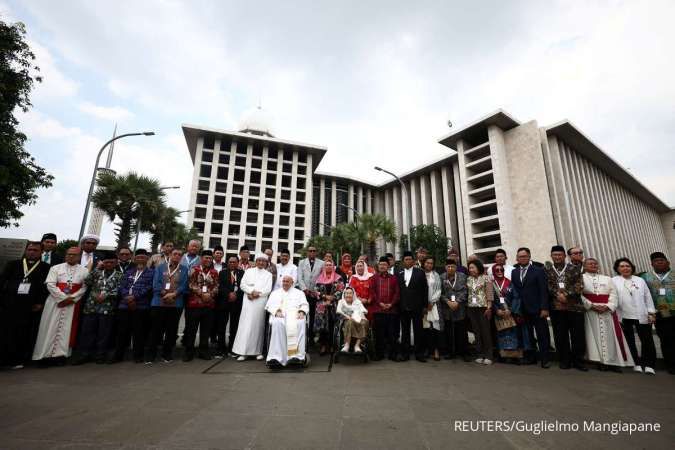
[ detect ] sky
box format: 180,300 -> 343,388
1,0 -> 674,248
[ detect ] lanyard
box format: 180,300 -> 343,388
495,278 -> 506,294
200,267 -> 211,284
168,264 -> 179,279
22,259 -> 39,281
655,271 -> 671,283
552,264 -> 567,281
102,270 -> 116,289
186,255 -> 197,267
132,269 -> 144,287
622,277 -> 637,297
448,273 -> 457,289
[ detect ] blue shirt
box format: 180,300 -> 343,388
152,262 -> 189,308
118,266 -> 154,310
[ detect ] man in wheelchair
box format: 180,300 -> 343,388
265,275 -> 309,368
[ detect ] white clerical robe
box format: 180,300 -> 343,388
274,263 -> 298,290
582,273 -> 634,367
265,287 -> 310,365
33,263 -> 89,360
232,267 -> 273,356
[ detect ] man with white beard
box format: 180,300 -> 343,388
232,253 -> 273,361
266,275 -> 309,368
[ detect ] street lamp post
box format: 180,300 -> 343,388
79,131 -> 155,240
374,166 -> 411,252
338,202 -> 363,254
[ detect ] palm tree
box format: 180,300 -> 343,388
91,171 -> 166,248
149,205 -> 180,252
354,213 -> 397,262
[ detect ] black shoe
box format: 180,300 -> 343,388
443,354 -> 454,360
416,356 -> 427,363
609,366 -> 622,373
182,352 -> 194,362
387,354 -> 397,362
523,359 -> 537,366
559,362 -> 571,370
267,359 -> 282,369
133,358 -> 144,364
106,357 -> 123,365
598,364 -> 608,371
198,352 -> 212,361
573,363 -> 588,372
541,361 -> 551,369
371,355 -> 383,362
462,355 -> 472,362
71,355 -> 90,366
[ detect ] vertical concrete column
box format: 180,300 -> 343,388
455,139 -> 474,257
487,125 -> 516,256
348,183 -> 355,222
304,154 -> 314,242
331,180 -> 337,227
222,140 -> 237,251
319,178 -> 326,235
187,136 -> 203,229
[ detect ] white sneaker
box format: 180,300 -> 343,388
633,366 -> 643,373
236,356 -> 246,362
341,344 -> 350,353
10,365 -> 24,370
354,345 -> 363,353
483,359 -> 493,365
644,367 -> 656,375
474,358 -> 484,364
256,354 -> 264,361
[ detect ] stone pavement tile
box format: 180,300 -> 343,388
207,390 -> 284,416
0,438 -> 125,449
416,422 -> 516,449
160,412 -> 269,449
408,398 -> 476,423
291,372 -> 348,396
342,395 -> 414,421
339,418 -> 426,450
250,415 -> 341,450
275,390 -> 345,418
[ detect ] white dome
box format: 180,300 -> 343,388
238,106 -> 275,137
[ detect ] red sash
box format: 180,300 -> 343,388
57,282 -> 82,348
585,292 -> 628,361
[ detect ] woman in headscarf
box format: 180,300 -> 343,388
336,287 -> 369,353
339,253 -> 354,282
314,260 -> 345,355
491,264 -> 529,364
422,257 -> 443,360
349,260 -> 374,320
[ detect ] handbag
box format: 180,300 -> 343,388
495,315 -> 517,331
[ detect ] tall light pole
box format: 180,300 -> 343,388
338,202 -> 363,254
375,166 -> 411,252
132,185 -> 179,251
79,131 -> 155,240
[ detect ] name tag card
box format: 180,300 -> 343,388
17,283 -> 31,294
202,285 -> 208,293
451,295 -> 456,302
499,297 -> 505,304
660,288 -> 667,296
165,283 -> 171,290
471,296 -> 477,304
558,282 -> 565,289
233,286 -> 238,292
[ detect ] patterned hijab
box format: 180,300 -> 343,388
316,262 -> 341,284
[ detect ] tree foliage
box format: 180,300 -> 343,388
0,19 -> 53,227
91,171 -> 166,249
400,224 -> 449,267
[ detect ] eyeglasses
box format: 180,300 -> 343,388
494,268 -> 504,273
308,249 -> 317,252
571,251 -> 584,255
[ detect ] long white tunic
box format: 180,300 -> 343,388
612,275 -> 656,324
275,262 -> 298,290
582,273 -> 634,367
232,267 -> 273,356
265,287 -> 309,365
33,263 -> 89,360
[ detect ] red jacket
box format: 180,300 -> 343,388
187,266 -> 219,309
368,272 -> 400,314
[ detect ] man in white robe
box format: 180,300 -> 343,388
274,248 -> 298,290
581,258 -> 634,371
232,253 -> 273,360
33,247 -> 89,362
266,275 -> 309,367
79,234 -> 100,272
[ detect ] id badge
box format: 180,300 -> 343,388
233,286 -> 238,292
659,288 -> 666,296
499,297 -> 505,304
17,282 -> 31,294
202,285 -> 208,293
165,282 -> 171,290
558,282 -> 565,289
451,295 -> 456,302
471,296 -> 477,304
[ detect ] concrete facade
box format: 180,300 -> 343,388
183,109 -> 672,269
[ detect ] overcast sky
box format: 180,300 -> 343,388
1,0 -> 674,248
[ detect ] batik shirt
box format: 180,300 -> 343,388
641,270 -> 674,318
83,268 -> 122,314
544,262 -> 584,312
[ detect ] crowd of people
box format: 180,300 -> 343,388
1,232 -> 674,376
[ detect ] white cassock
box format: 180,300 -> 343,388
33,263 -> 89,360
275,263 -> 298,290
582,273 -> 634,367
232,267 -> 273,356
266,287 -> 309,365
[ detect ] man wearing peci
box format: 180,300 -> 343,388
397,250 -> 429,362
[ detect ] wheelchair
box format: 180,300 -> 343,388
263,311 -> 311,370
332,316 -> 372,364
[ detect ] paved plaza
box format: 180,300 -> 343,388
1,353 -> 673,450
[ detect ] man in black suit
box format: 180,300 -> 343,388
397,250 -> 429,362
216,255 -> 245,357
0,241 -> 51,368
511,247 -> 551,368
40,233 -> 63,266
